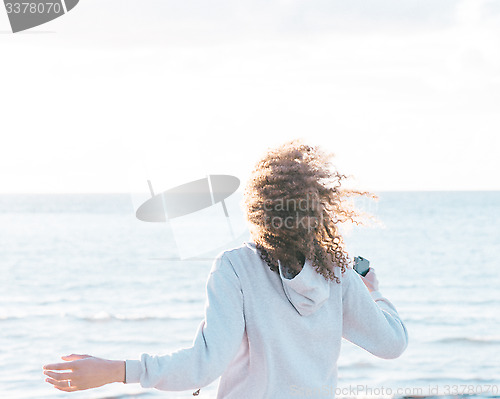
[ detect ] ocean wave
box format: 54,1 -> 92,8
404,316 -> 498,327
95,393 -> 155,399
0,311 -> 202,323
0,315 -> 20,321
80,311 -> 201,323
433,336 -> 500,345
0,312 -> 61,321
404,316 -> 464,326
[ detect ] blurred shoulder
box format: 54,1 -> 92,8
211,241 -> 261,274
340,266 -> 365,295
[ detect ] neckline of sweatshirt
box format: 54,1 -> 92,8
251,241 -> 332,317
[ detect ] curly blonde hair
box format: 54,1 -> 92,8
243,140 -> 376,283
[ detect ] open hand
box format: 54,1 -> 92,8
360,268 -> 379,292
43,354 -> 125,392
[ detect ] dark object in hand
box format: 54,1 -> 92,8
354,256 -> 370,277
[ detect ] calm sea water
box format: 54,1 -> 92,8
0,192 -> 499,399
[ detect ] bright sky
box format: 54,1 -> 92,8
1,0 -> 499,193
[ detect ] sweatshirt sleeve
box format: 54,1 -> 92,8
124,253 -> 245,391
342,268 -> 408,359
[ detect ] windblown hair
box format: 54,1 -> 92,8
243,140 -> 376,283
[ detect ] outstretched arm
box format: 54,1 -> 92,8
43,253 -> 245,392
124,253 -> 245,390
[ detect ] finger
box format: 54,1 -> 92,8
45,376 -> 77,390
61,354 -> 91,361
43,362 -> 74,371
43,370 -> 73,380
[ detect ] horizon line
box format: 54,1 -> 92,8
1,189 -> 499,195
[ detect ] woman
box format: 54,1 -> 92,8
43,140 -> 408,398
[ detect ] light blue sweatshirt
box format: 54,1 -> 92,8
125,241 -> 408,398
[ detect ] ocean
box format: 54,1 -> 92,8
1,192 -> 499,399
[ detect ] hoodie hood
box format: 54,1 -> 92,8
278,258 -> 331,316
244,241 -> 331,316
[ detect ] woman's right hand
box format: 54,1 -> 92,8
360,268 -> 379,292
43,354 -> 125,391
